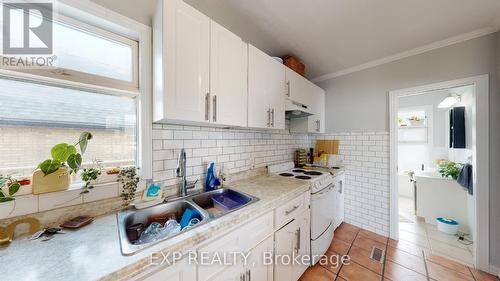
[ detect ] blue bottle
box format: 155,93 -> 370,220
205,162 -> 221,191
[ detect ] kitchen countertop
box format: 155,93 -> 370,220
2,174 -> 310,281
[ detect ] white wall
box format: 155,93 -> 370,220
319,33 -> 500,267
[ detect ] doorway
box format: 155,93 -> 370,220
388,75 -> 490,272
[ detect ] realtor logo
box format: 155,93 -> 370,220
2,2 -> 53,54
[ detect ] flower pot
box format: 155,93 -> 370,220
32,167 -> 71,194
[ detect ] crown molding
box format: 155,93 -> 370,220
312,26 -> 499,83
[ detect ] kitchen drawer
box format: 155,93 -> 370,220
274,192 -> 308,229
198,211 -> 273,281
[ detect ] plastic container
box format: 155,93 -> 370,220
212,193 -> 245,210
436,217 -> 459,235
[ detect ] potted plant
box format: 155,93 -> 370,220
32,132 -> 93,194
80,162 -> 103,194
407,116 -> 424,127
0,175 -> 21,203
438,160 -> 463,180
118,166 -> 140,206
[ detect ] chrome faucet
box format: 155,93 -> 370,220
176,149 -> 196,197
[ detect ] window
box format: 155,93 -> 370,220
0,78 -> 137,177
3,10 -> 139,91
0,10 -> 142,178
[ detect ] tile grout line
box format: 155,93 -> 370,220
422,250 -> 431,281
332,229 -> 360,281
380,237 -> 389,281
467,266 -> 478,281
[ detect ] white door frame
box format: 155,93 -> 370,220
388,75 -> 489,271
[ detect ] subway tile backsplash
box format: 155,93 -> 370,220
152,123 -> 312,187
311,132 -> 390,236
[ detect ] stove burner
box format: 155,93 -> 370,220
295,175 -> 312,180
293,169 -> 306,173
304,171 -> 323,176
279,173 -> 294,177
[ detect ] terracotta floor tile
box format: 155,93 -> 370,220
353,235 -> 386,252
358,229 -> 388,244
388,238 -> 427,257
329,238 -> 351,255
335,228 -> 358,245
384,260 -> 427,281
338,222 -> 361,234
339,260 -> 381,281
386,246 -> 426,275
469,268 -> 500,281
318,250 -> 343,274
425,254 -> 472,277
427,261 -> 475,281
299,264 -> 336,281
347,245 -> 383,274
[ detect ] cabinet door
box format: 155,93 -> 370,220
285,67 -> 308,106
307,84 -> 325,133
248,44 -> 271,129
164,0 -> 210,123
247,236 -> 274,281
210,21 -> 247,127
206,264 -> 244,281
274,220 -> 297,281
268,60 -> 286,130
141,258 -> 196,281
294,209 -> 311,280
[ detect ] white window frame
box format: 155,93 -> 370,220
0,0 -> 153,180
17,13 -> 140,92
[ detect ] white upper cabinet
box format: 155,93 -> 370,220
153,0 -> 210,124
285,67 -> 309,107
153,0 -> 247,127
210,20 -> 248,127
248,44 -> 285,129
289,79 -> 326,133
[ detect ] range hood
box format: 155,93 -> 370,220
285,99 -> 313,118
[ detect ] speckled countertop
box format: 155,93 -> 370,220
2,175 -> 310,281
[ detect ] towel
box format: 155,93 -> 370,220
457,163 -> 473,195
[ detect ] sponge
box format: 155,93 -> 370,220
180,208 -> 195,229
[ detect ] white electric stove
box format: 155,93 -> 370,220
268,162 -> 344,265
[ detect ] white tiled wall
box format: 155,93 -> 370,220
311,132 -> 390,236
152,123 -> 311,187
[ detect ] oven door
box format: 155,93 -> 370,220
310,182 -> 336,240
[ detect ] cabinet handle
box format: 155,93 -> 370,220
205,93 -> 210,121
271,108 -> 275,127
317,120 -> 320,132
212,95 -> 217,122
246,269 -> 251,281
286,81 -> 290,97
267,108 -> 271,127
285,205 -> 299,215
240,272 -> 244,281
295,227 -> 301,254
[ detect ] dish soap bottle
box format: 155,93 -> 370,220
205,162 -> 221,191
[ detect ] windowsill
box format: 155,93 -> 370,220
1,176 -> 147,220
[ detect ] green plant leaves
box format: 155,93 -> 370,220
51,143 -> 77,162
78,132 -> 93,154
8,183 -> 20,196
38,159 -> 62,176
67,153 -> 82,172
0,197 -> 14,203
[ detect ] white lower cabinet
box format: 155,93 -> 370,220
274,209 -> 311,281
140,191 -> 311,281
140,258 -> 196,281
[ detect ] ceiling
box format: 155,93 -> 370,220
92,0 -> 500,80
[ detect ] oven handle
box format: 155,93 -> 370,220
312,183 -> 335,197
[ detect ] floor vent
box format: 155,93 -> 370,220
370,246 -> 385,263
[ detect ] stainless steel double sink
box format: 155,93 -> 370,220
117,188 -> 259,255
